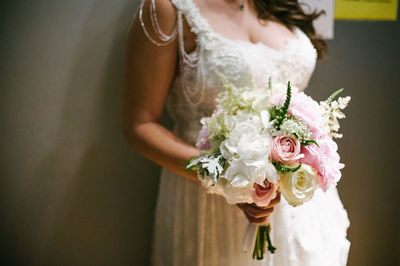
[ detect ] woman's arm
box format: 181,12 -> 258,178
122,0 -> 199,182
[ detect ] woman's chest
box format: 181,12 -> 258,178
196,28 -> 318,94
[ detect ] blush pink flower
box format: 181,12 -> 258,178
269,91 -> 328,138
270,135 -> 304,164
253,179 -> 279,207
196,125 -> 211,151
300,136 -> 344,191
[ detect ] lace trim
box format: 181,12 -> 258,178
139,0 -> 178,46
172,0 -> 214,34
172,0 -> 304,54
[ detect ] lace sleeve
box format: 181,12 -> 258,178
138,0 -> 178,46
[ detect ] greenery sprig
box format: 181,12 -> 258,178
272,162 -> 301,173
185,155 -> 226,182
270,81 -> 292,130
326,88 -> 344,104
281,81 -> 292,120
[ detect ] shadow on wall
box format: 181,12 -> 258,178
31,1 -> 163,265
1,0 -> 165,265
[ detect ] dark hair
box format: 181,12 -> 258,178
251,0 -> 328,61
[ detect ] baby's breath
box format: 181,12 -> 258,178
279,118 -> 312,142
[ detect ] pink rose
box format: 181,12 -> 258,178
253,179 -> 279,207
300,136 -> 344,191
270,135 -> 304,164
196,125 -> 211,151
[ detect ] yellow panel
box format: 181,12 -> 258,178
335,0 -> 398,20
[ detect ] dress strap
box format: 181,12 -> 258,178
170,0 -> 213,35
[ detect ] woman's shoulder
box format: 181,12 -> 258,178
137,0 -> 178,46
143,0 -> 177,26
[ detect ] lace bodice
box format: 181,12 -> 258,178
159,0 -> 318,144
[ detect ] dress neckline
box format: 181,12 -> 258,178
181,0 -> 301,53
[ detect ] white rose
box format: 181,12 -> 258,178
279,164 -> 318,207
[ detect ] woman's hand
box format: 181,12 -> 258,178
237,192 -> 281,225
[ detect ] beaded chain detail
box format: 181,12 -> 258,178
139,0 -> 178,46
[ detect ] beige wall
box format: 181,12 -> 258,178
1,1 -> 399,265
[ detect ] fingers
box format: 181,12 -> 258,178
243,211 -> 269,225
268,192 -> 281,207
237,192 -> 282,225
245,205 -> 275,219
237,203 -> 274,218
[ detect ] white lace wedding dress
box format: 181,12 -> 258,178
143,0 -> 351,265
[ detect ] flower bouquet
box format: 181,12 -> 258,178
186,75 -> 350,259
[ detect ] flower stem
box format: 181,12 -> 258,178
252,224 -> 276,260
266,224 -> 276,254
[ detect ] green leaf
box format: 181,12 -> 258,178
184,157 -> 199,171
274,81 -> 292,129
269,107 -> 280,120
301,139 -> 319,147
272,162 -> 301,173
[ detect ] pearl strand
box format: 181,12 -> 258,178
139,0 -> 178,47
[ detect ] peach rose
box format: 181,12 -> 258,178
253,179 -> 279,207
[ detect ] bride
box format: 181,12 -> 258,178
122,0 -> 351,265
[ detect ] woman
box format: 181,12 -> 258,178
122,0 -> 351,265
